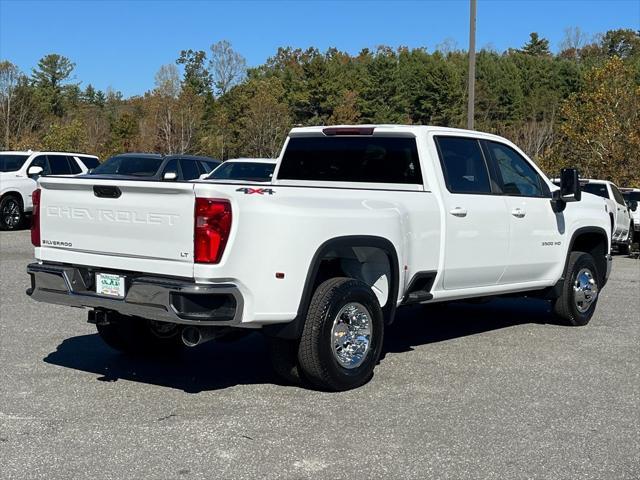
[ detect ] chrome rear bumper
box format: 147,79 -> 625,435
26,262 -> 244,326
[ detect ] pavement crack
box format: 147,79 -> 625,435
157,413 -> 177,422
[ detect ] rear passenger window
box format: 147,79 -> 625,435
278,136 -> 423,184
485,141 -> 545,197
68,156 -> 82,174
179,159 -> 201,180
434,137 -> 491,194
47,155 -> 72,175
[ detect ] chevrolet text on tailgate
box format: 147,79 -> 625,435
27,125 -> 612,391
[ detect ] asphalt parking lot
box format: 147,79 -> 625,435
1,229 -> 638,480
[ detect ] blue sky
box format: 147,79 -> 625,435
1,0 -> 638,97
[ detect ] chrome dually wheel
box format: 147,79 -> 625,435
331,302 -> 372,369
553,251 -> 601,326
298,277 -> 384,391
573,268 -> 598,313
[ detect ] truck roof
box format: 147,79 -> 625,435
288,124 -> 507,141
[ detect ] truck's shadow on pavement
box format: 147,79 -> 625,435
384,297 -> 552,357
43,297 -> 554,392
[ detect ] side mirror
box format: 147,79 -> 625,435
198,173 -> 209,180
163,171 -> 177,181
629,200 -> 638,212
27,165 -> 44,177
551,168 -> 581,213
559,168 -> 581,202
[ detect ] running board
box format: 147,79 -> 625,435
405,290 -> 434,304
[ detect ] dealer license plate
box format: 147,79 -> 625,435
96,273 -> 126,298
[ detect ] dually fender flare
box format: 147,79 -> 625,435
263,235 -> 401,339
554,226 -> 611,292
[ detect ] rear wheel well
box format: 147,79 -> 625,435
263,236 -> 400,339
1,191 -> 23,207
571,231 -> 608,283
314,246 -> 393,310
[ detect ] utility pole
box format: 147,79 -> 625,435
467,0 -> 477,130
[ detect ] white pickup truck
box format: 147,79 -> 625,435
27,125 -> 612,390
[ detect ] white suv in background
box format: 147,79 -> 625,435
0,151 -> 99,230
580,179 -> 633,253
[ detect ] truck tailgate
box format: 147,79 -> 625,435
37,177 -> 196,277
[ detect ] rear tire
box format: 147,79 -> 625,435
297,277 -> 384,391
0,195 -> 25,230
553,252 -> 600,326
96,314 -> 183,355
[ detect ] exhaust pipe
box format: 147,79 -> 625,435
181,326 -> 224,347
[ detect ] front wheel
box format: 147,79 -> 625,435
297,277 -> 384,391
553,252 -> 600,326
0,195 -> 25,230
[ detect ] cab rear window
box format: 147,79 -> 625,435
278,136 -> 423,184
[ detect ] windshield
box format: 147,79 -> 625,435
209,162 -> 275,182
623,192 -> 640,202
0,154 -> 29,172
582,183 -> 609,199
91,156 -> 163,176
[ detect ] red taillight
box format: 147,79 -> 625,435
194,198 -> 232,263
31,188 -> 41,247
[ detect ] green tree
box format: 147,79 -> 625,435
177,49 -> 212,96
548,57 -> 640,185
521,32 -> 551,57
31,54 -> 76,117
41,119 -> 87,151
238,78 -> 291,158
599,29 -> 640,59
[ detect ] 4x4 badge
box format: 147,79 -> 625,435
236,187 -> 275,195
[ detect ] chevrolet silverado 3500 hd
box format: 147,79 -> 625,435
27,125 -> 612,391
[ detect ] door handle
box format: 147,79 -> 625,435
511,208 -> 526,218
450,207 -> 467,217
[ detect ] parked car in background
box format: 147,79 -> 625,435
581,180 -> 633,254
202,158 -> 276,183
90,153 -> 221,182
621,188 -> 639,243
554,178 -> 633,254
0,151 -> 99,230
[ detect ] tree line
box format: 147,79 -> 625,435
0,29 -> 639,185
